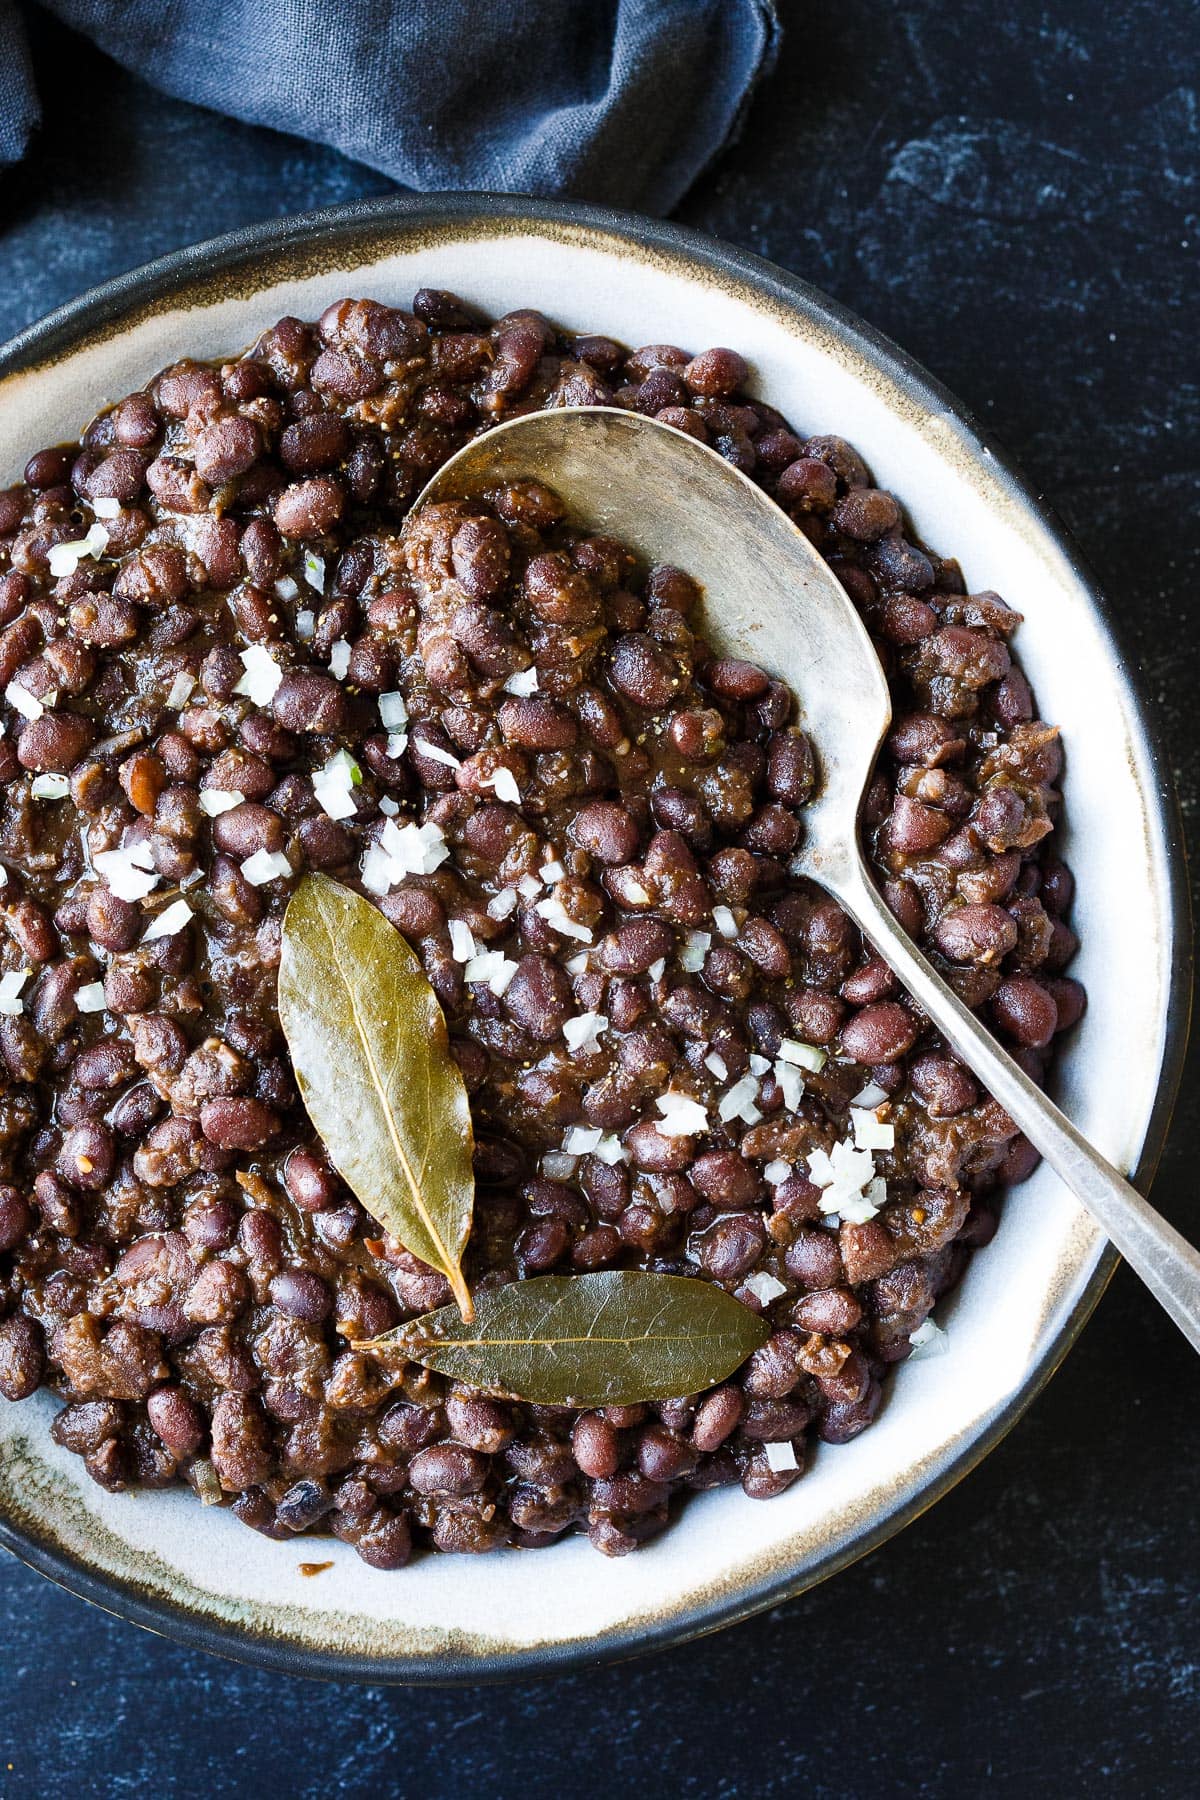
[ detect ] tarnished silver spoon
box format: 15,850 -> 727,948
416,405 -> 1200,1351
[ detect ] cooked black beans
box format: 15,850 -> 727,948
0,292 -> 1079,1566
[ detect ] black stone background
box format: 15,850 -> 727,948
0,4 -> 1197,1795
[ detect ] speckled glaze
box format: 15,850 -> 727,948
0,195 -> 1189,1683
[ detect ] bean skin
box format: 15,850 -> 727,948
147,1385 -> 204,1456
200,1096 -> 280,1151
691,1386 -> 743,1451
0,1185 -> 32,1252
17,711 -> 94,773
608,633 -> 676,708
0,1313 -> 45,1400
572,1412 -> 621,1477
933,903 -> 1019,965
212,802 -> 284,859
991,976 -> 1058,1049
272,670 -> 346,734
268,1270 -> 332,1322
503,954 -> 572,1041
408,1443 -> 489,1496
841,1002 -> 917,1063
274,477 -> 345,537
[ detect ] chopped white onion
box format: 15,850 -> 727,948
75,981 -> 107,1014
704,1052 -> 728,1082
517,873 -> 543,900
463,950 -> 519,995
379,691 -> 408,729
361,818 -> 450,892
749,1053 -> 771,1077
379,795 -> 399,816
241,849 -> 292,886
777,1038 -> 827,1073
94,839 -> 160,902
541,1152 -> 578,1180
303,551 -> 325,592
764,1440 -> 799,1473
5,681 -> 43,721
654,1091 -> 709,1137
295,609 -> 316,640
233,644 -> 282,705
30,773 -> 70,800
563,1126 -> 604,1155
165,672 -> 195,710
774,1059 -> 806,1111
486,887 -> 519,921
563,1011 -> 608,1055
386,731 -> 409,758
718,1075 -> 762,1125
274,576 -> 300,602
712,904 -> 739,939
448,919 -> 477,963
0,866 -> 7,888
91,497 -> 121,520
534,896 -> 592,942
488,767 -> 522,806
851,1107 -> 895,1151
47,523 -> 108,578
742,1270 -> 788,1305
680,930 -> 711,972
311,748 -> 361,822
360,845 -> 394,895
503,667 -> 539,697
764,1159 -> 793,1185
0,968 -> 29,1014
143,899 -> 193,941
199,788 -> 245,817
908,1318 -> 948,1359
413,737 -> 462,771
807,1139 -> 880,1221
328,639 -> 352,681
647,957 -> 666,983
852,1080 -> 889,1108
540,859 -> 565,883
594,1134 -> 629,1166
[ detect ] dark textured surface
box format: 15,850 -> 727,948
0,3 -> 1197,1796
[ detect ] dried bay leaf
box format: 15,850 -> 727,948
278,872 -> 475,1318
357,1270 -> 769,1406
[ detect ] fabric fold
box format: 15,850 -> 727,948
1,0 -> 781,213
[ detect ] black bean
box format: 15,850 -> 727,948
268,1270 -> 332,1322
408,1443 -> 489,1496
503,954 -> 573,1041
272,670 -> 346,734
841,1002 -> 917,1063
0,1313 -> 45,1400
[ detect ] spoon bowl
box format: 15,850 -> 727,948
418,404 -> 1200,1353
418,405 -> 891,891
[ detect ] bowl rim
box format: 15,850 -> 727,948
0,190 -> 1190,1685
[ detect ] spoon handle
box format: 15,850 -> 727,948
837,857 -> 1200,1352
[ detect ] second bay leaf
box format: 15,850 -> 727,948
357,1270 -> 770,1406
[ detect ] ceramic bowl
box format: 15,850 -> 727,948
0,195 -> 1188,1682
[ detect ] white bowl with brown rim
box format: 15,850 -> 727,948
0,195 -> 1188,1682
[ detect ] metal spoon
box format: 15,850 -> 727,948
417,404 -> 1200,1351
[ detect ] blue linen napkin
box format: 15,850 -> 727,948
0,0 -> 781,212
